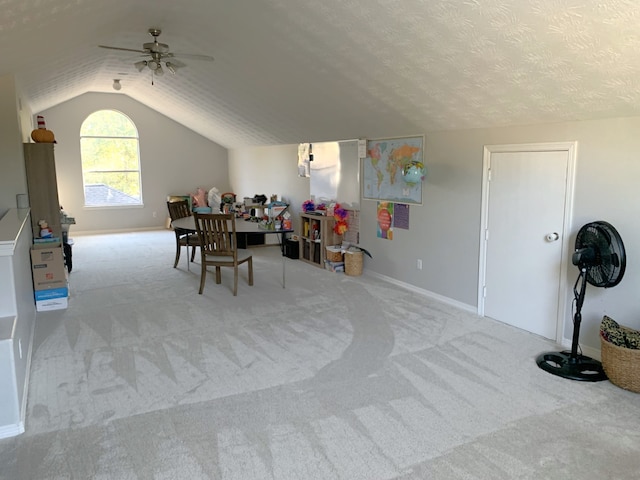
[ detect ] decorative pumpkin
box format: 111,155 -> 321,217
31,128 -> 55,143
30,115 -> 56,143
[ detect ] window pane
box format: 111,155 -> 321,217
84,171 -> 141,206
80,110 -> 142,207
81,110 -> 137,137
81,138 -> 140,170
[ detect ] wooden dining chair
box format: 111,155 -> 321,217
194,212 -> 253,295
167,200 -> 198,268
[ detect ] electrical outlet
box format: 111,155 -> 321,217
152,211 -> 157,218
417,259 -> 422,270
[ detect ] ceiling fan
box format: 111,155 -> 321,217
99,28 -> 214,78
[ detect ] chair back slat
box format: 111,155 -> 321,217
167,200 -> 192,221
167,200 -> 198,268
193,212 -> 253,295
195,213 -> 237,259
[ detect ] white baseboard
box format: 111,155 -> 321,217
364,271 -> 602,357
0,421 -> 24,439
560,338 -> 601,361
72,226 -> 164,236
365,271 -> 477,313
20,316 -> 36,431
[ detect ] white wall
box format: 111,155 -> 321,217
0,75 -> 31,218
228,144 -> 309,235
24,89 -> 640,353
232,116 -> 640,353
38,93 -> 230,233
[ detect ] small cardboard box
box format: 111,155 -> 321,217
34,286 -> 68,302
31,245 -> 67,290
325,260 -> 345,273
36,296 -> 68,312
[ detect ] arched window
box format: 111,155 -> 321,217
80,110 -> 143,207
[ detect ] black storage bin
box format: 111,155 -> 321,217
237,232 -> 265,249
63,242 -> 72,273
284,239 -> 299,259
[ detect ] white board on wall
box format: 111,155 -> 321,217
310,139 -> 360,209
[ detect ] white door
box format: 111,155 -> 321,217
479,144 -> 575,340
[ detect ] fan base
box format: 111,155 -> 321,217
536,351 -> 608,382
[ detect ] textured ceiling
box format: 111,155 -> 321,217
2,0 -> 640,148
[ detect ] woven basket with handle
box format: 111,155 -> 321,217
344,250 -> 363,276
600,330 -> 640,393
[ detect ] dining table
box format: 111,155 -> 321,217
171,215 -> 294,288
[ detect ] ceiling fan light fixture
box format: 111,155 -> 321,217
112,79 -> 122,91
101,28 -> 214,81
134,60 -> 148,72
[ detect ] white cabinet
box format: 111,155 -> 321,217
0,208 -> 36,438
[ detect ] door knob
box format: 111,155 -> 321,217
545,232 -> 560,242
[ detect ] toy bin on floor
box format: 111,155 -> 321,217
601,330 -> 640,393
284,239 -> 299,259
325,246 -> 343,263
344,250 -> 363,276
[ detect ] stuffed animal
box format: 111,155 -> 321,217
38,219 -> 53,238
191,187 -> 208,208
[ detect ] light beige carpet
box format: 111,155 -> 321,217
1,230 -> 639,479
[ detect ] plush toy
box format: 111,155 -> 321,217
38,219 -> 53,238
191,187 -> 208,207
302,199 -> 315,212
31,115 -> 56,143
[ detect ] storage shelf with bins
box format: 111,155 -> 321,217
299,213 -> 340,268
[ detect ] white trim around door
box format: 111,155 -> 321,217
478,142 -> 577,343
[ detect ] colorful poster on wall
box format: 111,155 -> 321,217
377,201 -> 393,240
393,203 -> 410,229
363,135 -> 424,205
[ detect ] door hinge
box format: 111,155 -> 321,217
487,168 -> 491,182
483,286 -> 487,298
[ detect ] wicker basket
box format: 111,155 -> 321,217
600,331 -> 640,393
326,246 -> 343,263
344,250 -> 363,276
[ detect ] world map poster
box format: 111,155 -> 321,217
363,136 -> 424,204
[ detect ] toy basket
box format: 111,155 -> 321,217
344,250 -> 363,276
326,246 -> 343,263
600,330 -> 640,393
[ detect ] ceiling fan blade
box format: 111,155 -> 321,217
166,59 -> 186,69
99,45 -> 148,54
169,52 -> 215,61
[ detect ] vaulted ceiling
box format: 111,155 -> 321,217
3,0 -> 640,149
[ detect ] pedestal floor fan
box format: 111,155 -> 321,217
537,221 -> 626,381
